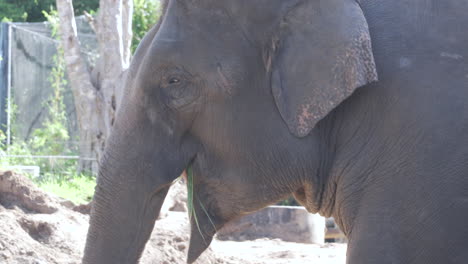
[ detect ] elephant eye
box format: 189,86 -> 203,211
168,77 -> 180,85
159,68 -> 199,109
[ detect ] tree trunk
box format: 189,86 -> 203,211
55,0 -> 133,174
95,0 -> 133,135
56,0 -> 106,173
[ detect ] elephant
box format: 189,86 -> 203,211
83,0 -> 468,263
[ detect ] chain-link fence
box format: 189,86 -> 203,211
0,17 -> 98,178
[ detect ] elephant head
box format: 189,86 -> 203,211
83,0 -> 377,263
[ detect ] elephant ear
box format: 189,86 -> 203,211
271,0 -> 377,137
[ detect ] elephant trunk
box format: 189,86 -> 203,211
82,153 -> 170,263
82,114 -> 181,263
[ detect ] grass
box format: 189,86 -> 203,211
38,175 -> 96,204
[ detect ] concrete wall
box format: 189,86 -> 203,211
217,206 -> 326,244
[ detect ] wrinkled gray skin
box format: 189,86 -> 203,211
83,0 -> 468,263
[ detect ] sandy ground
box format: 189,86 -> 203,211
147,211 -> 346,264
0,170 -> 346,264
212,239 -> 346,264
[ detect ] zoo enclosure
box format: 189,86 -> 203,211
0,17 -> 99,176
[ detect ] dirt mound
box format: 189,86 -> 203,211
0,170 -> 346,264
0,170 -> 58,214
0,170 -> 92,263
0,170 -> 222,264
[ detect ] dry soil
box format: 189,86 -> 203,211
0,170 -> 346,264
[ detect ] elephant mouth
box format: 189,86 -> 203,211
183,165 -> 228,263
185,167 -> 215,263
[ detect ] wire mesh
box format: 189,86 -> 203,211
0,17 -> 99,176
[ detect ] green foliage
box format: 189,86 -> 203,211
0,10 -> 96,203
0,1 -> 27,22
0,0 -> 98,22
0,97 -> 37,168
0,130 -> 35,167
132,0 -> 162,52
42,9 -> 60,37
1,0 -> 161,53
0,1 -> 161,203
1,127 -> 95,204
187,167 -> 194,219
186,167 -> 205,241
38,174 -> 95,204
277,196 -> 300,206
72,0 -> 99,17
28,11 -> 70,157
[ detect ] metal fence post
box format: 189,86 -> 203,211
6,22 -> 12,149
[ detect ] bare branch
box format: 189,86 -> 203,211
95,0 -> 133,135
122,0 -> 133,65
83,10 -> 96,32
